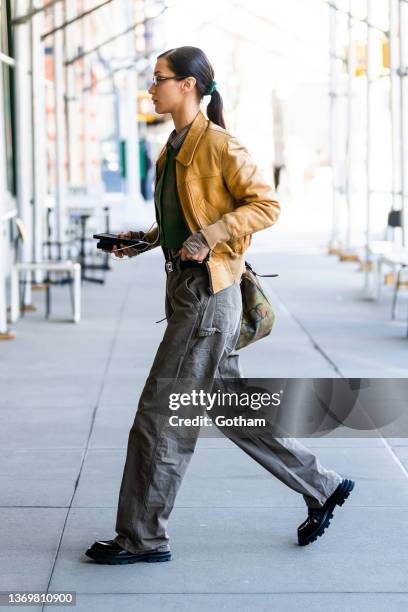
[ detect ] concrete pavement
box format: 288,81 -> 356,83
1,233 -> 408,612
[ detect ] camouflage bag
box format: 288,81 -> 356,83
236,261 -> 278,350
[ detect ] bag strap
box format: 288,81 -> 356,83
245,260 -> 279,278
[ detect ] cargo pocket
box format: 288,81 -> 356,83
196,296 -> 221,337
197,283 -> 242,337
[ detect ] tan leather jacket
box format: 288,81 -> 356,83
142,109 -> 280,294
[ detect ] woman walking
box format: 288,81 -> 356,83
86,46 -> 354,565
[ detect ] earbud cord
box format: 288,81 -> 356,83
109,222 -> 160,261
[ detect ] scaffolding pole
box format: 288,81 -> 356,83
64,0 -> 81,187
123,0 -> 141,207
364,0 -> 373,292
328,1 -> 340,251
41,0 -> 115,40
399,0 -> 408,246
12,0 -> 63,25
53,0 -> 67,244
64,6 -> 167,66
344,0 -> 356,253
82,0 -> 93,191
0,78 -> 13,335
390,0 -> 402,222
30,0 -> 47,278
13,0 -> 34,305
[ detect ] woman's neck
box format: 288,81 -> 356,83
171,106 -> 200,133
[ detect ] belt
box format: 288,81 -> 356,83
163,247 -> 205,273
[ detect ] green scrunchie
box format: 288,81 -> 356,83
205,80 -> 217,96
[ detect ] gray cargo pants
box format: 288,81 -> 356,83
114,257 -> 342,554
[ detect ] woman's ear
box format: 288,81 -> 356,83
183,76 -> 197,92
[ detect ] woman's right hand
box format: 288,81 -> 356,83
106,231 -> 143,259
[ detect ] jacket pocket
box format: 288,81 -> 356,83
197,197 -> 223,226
213,236 -> 245,255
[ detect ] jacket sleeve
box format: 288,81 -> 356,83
200,135 -> 281,251
131,225 -> 160,253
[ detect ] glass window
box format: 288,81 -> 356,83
0,0 -> 16,196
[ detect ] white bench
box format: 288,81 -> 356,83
357,242 -> 405,300
375,250 -> 408,323
374,248 -> 408,299
10,261 -> 81,323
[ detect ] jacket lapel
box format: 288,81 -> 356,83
155,109 -> 208,184
155,145 -> 167,185
175,110 -> 208,166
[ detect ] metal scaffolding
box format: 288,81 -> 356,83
327,0 -> 408,291
1,0 -> 408,337
0,0 -> 165,337
398,0 -> 408,246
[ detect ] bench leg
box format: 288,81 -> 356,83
391,267 -> 401,320
406,303 -> 408,338
73,264 -> 81,322
10,268 -> 19,323
45,277 -> 51,319
375,258 -> 382,301
68,277 -> 75,315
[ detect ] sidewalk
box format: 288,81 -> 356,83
1,234 -> 408,612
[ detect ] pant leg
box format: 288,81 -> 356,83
114,264 -> 242,554
214,357 -> 342,508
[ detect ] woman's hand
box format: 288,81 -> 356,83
107,231 -> 142,259
178,244 -> 210,263
178,231 -> 210,264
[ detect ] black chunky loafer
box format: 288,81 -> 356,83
85,539 -> 172,565
297,478 -> 355,546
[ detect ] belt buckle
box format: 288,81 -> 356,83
165,260 -> 174,273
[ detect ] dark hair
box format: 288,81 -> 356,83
157,46 -> 226,129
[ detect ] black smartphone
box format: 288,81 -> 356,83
93,233 -> 144,252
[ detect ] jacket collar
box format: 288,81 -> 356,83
156,110 -> 208,169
